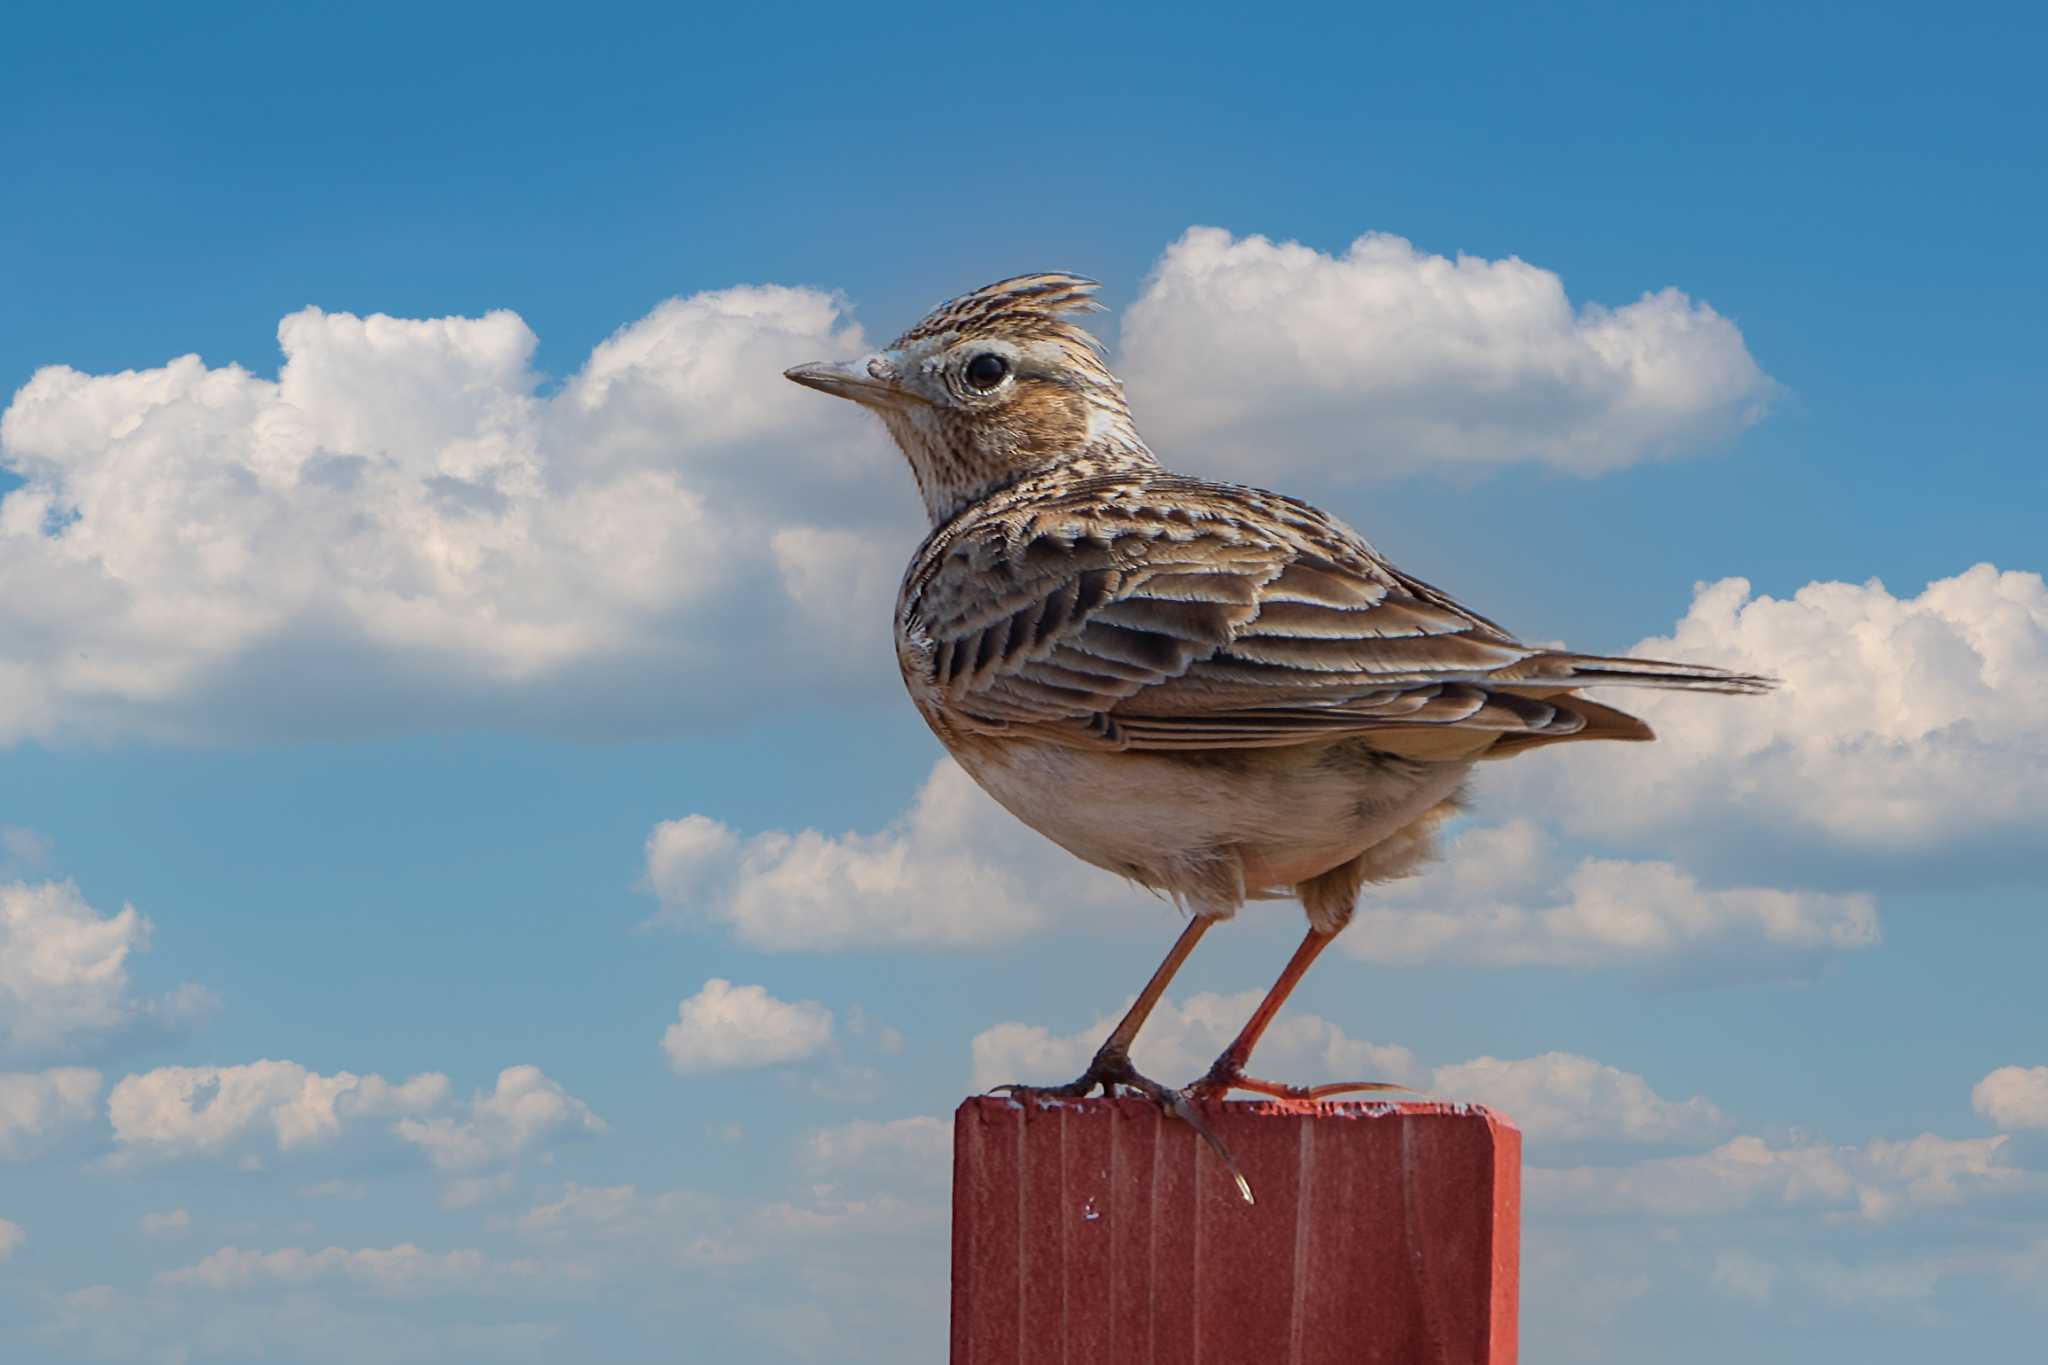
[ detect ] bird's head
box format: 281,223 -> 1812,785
785,273 -> 1152,525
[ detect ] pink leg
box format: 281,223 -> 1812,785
994,915 -> 1213,1098
1187,928 -> 1410,1101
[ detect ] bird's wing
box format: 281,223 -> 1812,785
899,473 -> 1766,753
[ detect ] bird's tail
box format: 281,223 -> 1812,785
1518,651 -> 1775,695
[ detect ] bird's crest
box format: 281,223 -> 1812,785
891,273 -> 1109,357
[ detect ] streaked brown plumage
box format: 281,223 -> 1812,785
787,273 -> 1766,1189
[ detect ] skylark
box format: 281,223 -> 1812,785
788,273 -> 1766,1163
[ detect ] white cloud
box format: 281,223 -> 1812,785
973,1004 -> 1717,1146
802,1117 -> 951,1178
749,1191 -> 947,1245
140,1208 -> 191,1239
1,880 -> 216,1054
506,1182 -> 737,1270
1340,819 -> 1878,975
1498,565 -> 2048,861
0,288 -> 910,745
1531,1132 -> 2033,1222
437,1173 -> 517,1210
1429,1053 -> 1726,1144
107,1061 -> 602,1184
106,1060 -> 446,1162
1118,226 -> 1774,481
0,1217 -> 21,1260
0,1066 -> 101,1158
644,759 -> 1122,950
969,990 -> 1419,1094
0,235 -> 1781,750
660,979 -> 834,1075
655,758 -> 1872,978
512,1182 -> 643,1240
1972,1065 -> 2048,1132
157,1243 -> 546,1297
391,1066 -> 604,1172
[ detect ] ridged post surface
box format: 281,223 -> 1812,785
950,1097 -> 1519,1365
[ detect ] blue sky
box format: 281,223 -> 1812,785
2,3 -> 2045,1362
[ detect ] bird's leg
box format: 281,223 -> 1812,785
992,914 -> 1255,1202
993,914 -> 1212,1100
1183,927 -> 1408,1102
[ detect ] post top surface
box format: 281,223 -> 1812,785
956,1093 -> 1519,1133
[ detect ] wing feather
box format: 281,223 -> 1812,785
899,472 -> 1767,752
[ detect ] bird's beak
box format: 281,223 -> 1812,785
783,357 -> 924,410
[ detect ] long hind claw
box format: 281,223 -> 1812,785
1184,1048 -> 1413,1105
1165,1086 -> 1255,1205
1224,1075 -> 1411,1102
990,1047 -> 1256,1204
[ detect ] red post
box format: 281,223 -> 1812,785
950,1097 -> 1519,1365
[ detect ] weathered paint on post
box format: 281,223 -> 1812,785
950,1097 -> 1519,1365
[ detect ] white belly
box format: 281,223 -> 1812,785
951,738 -> 1470,919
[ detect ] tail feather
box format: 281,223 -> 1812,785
1517,651 -> 1775,696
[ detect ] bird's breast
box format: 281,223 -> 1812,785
943,735 -> 1469,914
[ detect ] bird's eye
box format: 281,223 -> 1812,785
963,353 -> 1010,391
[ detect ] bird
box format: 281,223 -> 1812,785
786,273 -> 1767,1187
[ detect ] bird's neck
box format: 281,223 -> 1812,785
894,407 -> 1161,527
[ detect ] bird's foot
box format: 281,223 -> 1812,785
991,1041 -> 1159,1102
1183,1052 -> 1411,1105
993,1045 -> 1255,1204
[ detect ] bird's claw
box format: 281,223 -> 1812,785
1185,1054 -> 1410,1104
1165,1085 -> 1255,1204
990,1046 -> 1257,1204
992,1041 -> 1155,1102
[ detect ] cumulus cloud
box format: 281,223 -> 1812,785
1340,819 -> 1878,976
969,990 -> 1419,1094
104,1058 -> 602,1184
1430,1053 -> 1726,1144
0,1066 -> 101,1158
644,758 -> 1155,950
1118,226 -> 1774,481
0,232 -> 1780,749
0,1217 -> 21,1260
1,880 -> 216,1054
660,979 -> 834,1075
107,1060 -> 448,1163
1972,1065 -> 2048,1132
1531,1132 -> 2034,1222
157,1243 -> 546,1297
972,1002 -> 1719,1146
390,1066 -> 604,1173
0,288 -> 912,745
1498,565 -> 2048,866
652,756 -> 1873,977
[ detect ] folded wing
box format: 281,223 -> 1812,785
899,473 -> 1769,755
